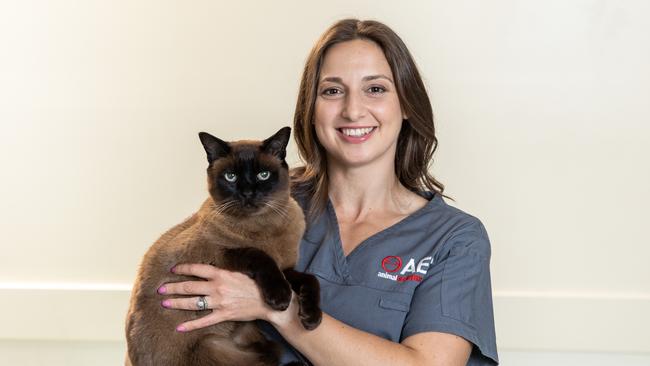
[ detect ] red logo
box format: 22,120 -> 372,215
381,256 -> 402,273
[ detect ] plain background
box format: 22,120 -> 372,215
1,0 -> 649,365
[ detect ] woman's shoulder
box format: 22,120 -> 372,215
419,191 -> 492,259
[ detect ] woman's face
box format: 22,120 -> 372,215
314,39 -> 406,168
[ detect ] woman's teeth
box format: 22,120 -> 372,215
340,127 -> 375,137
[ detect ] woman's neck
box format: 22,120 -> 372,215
326,158 -> 415,221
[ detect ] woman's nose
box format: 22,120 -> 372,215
341,91 -> 366,121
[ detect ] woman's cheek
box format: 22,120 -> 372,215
313,123 -> 332,149
368,97 -> 400,121
315,99 -> 341,123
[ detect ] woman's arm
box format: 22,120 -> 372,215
161,264 -> 472,366
268,295 -> 471,366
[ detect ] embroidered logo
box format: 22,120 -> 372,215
381,256 -> 402,272
377,255 -> 433,283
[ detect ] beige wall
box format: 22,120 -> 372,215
1,0 -> 649,357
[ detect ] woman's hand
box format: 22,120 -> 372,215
158,263 -> 292,332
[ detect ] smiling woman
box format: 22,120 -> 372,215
314,39 -> 405,167
158,18 -> 498,366
291,19 -> 446,221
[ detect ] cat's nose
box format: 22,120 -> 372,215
242,189 -> 254,198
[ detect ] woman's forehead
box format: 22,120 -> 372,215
320,39 -> 393,81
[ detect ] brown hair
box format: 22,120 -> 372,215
291,18 -> 452,218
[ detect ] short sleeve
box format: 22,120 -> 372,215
401,222 -> 499,365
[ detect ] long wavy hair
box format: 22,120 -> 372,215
291,18 -> 452,219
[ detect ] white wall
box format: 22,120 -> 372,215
1,0 -> 649,364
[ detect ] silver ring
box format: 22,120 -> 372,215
196,296 -> 208,311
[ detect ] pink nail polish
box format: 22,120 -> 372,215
157,286 -> 167,294
170,266 -> 176,273
176,325 -> 186,332
162,300 -> 171,307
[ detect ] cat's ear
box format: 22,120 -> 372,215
262,126 -> 291,160
198,132 -> 230,164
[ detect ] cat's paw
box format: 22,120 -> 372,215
298,297 -> 322,330
299,306 -> 322,330
262,280 -> 292,311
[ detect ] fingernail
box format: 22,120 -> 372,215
170,266 -> 176,273
176,325 -> 186,332
162,300 -> 171,308
157,286 -> 167,294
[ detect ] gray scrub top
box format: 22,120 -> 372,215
262,191 -> 498,365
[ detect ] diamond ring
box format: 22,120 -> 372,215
196,296 -> 208,311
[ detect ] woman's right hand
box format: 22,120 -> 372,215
158,263 -> 298,332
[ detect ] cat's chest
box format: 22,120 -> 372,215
178,230 -> 292,263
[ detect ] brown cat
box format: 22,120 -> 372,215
125,127 -> 321,366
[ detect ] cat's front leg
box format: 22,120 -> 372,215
222,247 -> 292,311
282,268 -> 322,330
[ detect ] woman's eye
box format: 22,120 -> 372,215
224,172 -> 237,182
322,88 -> 342,96
257,171 -> 271,181
368,86 -> 386,94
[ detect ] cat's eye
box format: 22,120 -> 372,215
223,172 -> 237,182
257,171 -> 271,181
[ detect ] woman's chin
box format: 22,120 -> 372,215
332,153 -> 382,169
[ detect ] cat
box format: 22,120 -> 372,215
125,126 -> 321,366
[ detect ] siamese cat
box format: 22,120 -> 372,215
126,127 -> 321,366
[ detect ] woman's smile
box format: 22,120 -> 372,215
336,126 -> 377,143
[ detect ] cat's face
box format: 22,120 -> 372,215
198,127 -> 291,216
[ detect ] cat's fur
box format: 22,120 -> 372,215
125,127 -> 321,366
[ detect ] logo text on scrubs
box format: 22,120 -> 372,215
377,256 -> 433,283
381,256 -> 402,272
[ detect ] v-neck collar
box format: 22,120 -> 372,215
325,191 -> 442,278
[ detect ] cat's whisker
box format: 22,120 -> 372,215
269,203 -> 287,217
267,200 -> 289,214
266,206 -> 284,220
263,201 -> 289,220
261,201 -> 277,214
214,200 -> 237,217
272,205 -> 290,220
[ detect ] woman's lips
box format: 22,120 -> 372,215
336,127 -> 377,144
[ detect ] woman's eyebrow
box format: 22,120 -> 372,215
363,74 -> 394,84
321,76 -> 343,84
320,75 -> 394,84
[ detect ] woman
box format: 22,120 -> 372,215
161,19 -> 498,365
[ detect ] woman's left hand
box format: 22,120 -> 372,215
158,263 -> 286,332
